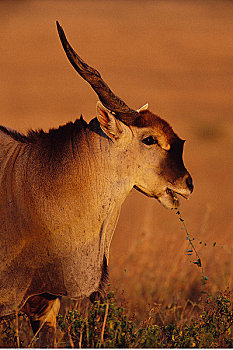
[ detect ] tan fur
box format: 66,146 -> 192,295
0,105 -> 193,317
0,26 -> 193,346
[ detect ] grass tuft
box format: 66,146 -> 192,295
0,290 -> 232,347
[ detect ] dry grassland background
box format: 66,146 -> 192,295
0,0 -> 232,319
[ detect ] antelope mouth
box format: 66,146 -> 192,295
156,187 -> 190,209
134,185 -> 189,209
161,187 -> 189,209
166,188 -> 189,200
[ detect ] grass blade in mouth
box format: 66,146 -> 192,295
167,188 -> 189,200
166,188 -> 179,207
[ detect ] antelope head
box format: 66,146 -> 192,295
56,21 -> 193,209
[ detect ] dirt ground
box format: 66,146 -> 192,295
0,0 -> 232,317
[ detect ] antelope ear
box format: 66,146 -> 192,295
96,101 -> 123,140
137,103 -> 149,112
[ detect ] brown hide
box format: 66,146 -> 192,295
0,120 -> 122,316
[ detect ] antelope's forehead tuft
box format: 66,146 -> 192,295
133,110 -> 179,146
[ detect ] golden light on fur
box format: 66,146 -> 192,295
0,22 -> 193,347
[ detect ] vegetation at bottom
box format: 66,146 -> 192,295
0,289 -> 232,348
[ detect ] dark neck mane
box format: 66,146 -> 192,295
0,117 -> 88,145
0,117 -> 108,168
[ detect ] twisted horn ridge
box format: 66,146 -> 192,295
56,21 -> 138,125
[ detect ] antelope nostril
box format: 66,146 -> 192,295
186,175 -> 194,193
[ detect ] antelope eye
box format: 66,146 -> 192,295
142,136 -> 158,145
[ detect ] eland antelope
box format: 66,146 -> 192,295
0,22 -> 193,347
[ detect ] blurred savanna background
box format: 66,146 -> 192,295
0,0 -> 232,325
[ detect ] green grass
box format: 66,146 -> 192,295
1,208 -> 232,348
57,290 -> 233,348
1,290 -> 232,348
